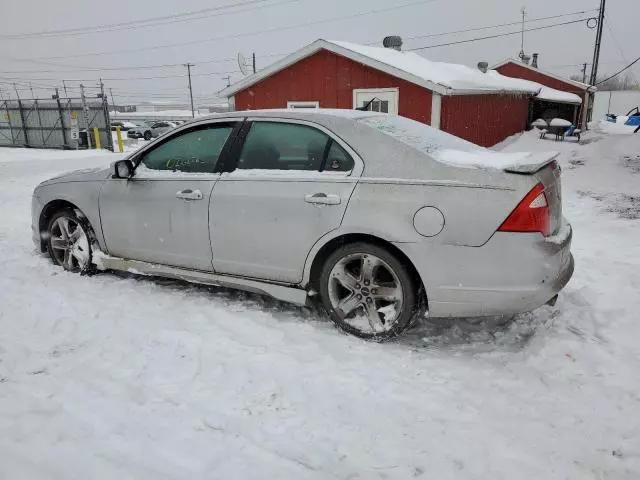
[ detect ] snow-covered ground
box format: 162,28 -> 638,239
1,125 -> 639,479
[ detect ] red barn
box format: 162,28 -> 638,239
220,40 -> 538,147
493,59 -> 596,127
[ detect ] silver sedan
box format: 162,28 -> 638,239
31,110 -> 573,339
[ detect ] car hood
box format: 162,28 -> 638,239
39,167 -> 111,186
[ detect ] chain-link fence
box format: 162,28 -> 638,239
0,97 -> 112,150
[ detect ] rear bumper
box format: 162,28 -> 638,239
396,223 -> 574,318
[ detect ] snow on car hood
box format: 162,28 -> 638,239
39,167 -> 111,186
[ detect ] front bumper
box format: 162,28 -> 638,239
396,223 -> 574,318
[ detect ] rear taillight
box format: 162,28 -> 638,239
498,183 -> 550,236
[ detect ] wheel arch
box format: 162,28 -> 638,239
38,200 -> 88,252
304,231 -> 426,305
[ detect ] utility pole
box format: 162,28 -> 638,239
581,63 -> 588,83
589,0 -> 606,85
62,80 -> 68,97
184,63 -> 195,118
80,83 -> 92,149
13,83 -> 20,100
223,75 -> 231,87
29,83 -> 35,100
252,53 -> 256,74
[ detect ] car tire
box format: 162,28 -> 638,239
46,209 -> 94,273
143,131 -> 152,141
319,242 -> 418,340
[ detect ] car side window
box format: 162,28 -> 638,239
323,140 -> 355,172
237,122 -> 336,171
140,124 -> 234,173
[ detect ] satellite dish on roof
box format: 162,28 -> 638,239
237,53 -> 250,76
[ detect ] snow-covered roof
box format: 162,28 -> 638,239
220,39 -> 539,98
492,58 -> 597,92
486,71 -> 583,105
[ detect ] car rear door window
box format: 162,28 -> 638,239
237,122 -> 350,172
323,140 -> 354,172
140,125 -> 234,173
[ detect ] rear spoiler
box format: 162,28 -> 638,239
502,152 -> 560,174
434,149 -> 559,173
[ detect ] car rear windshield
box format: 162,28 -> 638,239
358,115 -> 482,156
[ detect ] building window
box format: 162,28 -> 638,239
352,88 -> 399,114
360,99 -> 390,113
287,101 -> 320,110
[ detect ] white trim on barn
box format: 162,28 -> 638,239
431,93 -> 442,129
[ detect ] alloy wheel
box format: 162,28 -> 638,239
327,253 -> 404,334
49,216 -> 90,271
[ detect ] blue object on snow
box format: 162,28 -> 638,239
624,116 -> 640,126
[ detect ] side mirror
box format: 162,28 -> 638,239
112,159 -> 134,179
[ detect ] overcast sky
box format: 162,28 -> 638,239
1,0 -> 638,105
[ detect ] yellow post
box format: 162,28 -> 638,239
93,127 -> 101,149
115,126 -> 123,153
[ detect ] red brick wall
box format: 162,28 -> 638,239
441,94 -> 530,147
234,50 -> 432,125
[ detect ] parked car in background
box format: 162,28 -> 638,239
127,121 -> 176,141
31,110 -> 573,340
110,120 -> 137,132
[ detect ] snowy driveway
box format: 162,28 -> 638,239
1,130 -> 639,479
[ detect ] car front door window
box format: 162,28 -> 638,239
140,125 -> 234,173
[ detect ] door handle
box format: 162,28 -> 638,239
176,189 -> 203,200
304,193 -> 341,205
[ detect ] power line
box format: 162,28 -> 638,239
407,18 -> 590,51
3,7 -> 596,76
18,0 -> 442,61
381,8 -> 598,44
0,0 -> 277,40
595,55 -> 640,85
0,69 -> 239,83
0,52 -> 289,75
604,17 -> 638,84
